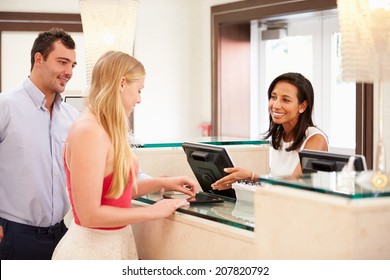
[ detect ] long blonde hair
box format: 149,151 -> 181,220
88,51 -> 145,198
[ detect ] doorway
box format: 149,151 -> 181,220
256,11 -> 356,154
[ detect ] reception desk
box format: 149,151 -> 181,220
255,172 -> 390,259
132,193 -> 256,259
133,138 -> 270,180
132,168 -> 390,260
132,139 -> 265,259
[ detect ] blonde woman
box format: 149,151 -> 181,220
52,51 -> 197,259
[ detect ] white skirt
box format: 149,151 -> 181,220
52,219 -> 138,260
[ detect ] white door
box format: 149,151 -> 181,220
253,11 -> 356,154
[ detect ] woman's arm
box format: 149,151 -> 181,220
302,133 -> 329,151
133,176 -> 198,198
211,167 -> 253,190
67,121 -> 190,229
292,133 -> 329,177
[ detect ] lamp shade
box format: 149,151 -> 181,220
79,0 -> 140,83
338,0 -> 390,82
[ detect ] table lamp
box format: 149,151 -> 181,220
338,0 -> 390,190
79,0 -> 140,84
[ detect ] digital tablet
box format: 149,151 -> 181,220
162,192 -> 224,205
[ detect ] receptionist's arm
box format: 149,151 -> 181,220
211,167 -> 255,191
292,133 -> 329,177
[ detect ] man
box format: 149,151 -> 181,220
0,28 -> 79,259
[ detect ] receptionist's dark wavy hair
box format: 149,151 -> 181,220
263,72 -> 316,152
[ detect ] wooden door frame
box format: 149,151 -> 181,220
0,12 -> 83,91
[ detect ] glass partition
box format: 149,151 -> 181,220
132,137 -> 268,148
136,192 -> 255,231
135,170 -> 390,233
260,171 -> 390,199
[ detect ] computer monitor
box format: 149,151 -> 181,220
64,96 -> 87,112
299,149 -> 367,173
182,142 -> 236,199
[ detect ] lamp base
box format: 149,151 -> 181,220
356,170 -> 389,192
371,171 -> 388,189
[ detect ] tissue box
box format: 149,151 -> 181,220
232,181 -> 261,204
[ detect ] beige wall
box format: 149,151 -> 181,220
0,0 -> 240,143
2,1 -> 389,172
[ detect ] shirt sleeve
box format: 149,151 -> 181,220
0,98 -> 11,142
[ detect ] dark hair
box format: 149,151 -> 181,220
263,72 -> 315,151
30,28 -> 76,71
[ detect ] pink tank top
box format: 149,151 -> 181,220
65,161 -> 138,230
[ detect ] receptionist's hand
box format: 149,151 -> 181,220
160,176 -> 198,197
212,167 -> 252,190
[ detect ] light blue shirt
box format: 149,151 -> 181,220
0,78 -> 79,227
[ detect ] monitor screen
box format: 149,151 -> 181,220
182,142 -> 236,199
64,96 -> 87,112
299,149 -> 367,173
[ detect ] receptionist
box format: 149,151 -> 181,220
212,72 -> 328,190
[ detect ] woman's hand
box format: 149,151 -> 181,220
160,176 -> 198,197
211,167 -> 251,190
148,198 -> 190,219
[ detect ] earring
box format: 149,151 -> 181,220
299,109 -> 304,113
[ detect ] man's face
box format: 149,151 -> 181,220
35,40 -> 77,95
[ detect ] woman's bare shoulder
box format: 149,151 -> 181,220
304,133 -> 328,151
68,117 -> 110,150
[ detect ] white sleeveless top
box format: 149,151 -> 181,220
270,126 -> 328,177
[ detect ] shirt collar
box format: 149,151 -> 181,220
54,92 -> 63,108
23,77 -> 63,110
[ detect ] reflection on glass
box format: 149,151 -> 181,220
136,191 -> 255,231
232,201 -> 254,225
133,137 -> 268,148
260,170 -> 390,198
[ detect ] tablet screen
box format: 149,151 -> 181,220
163,192 -> 224,204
